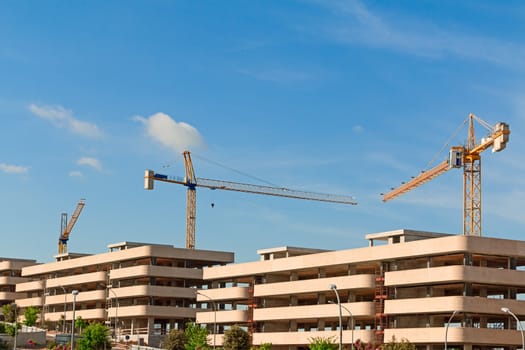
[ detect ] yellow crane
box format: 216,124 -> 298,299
58,199 -> 86,254
382,114 -> 510,236
145,150 -> 357,249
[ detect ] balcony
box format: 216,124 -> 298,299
384,327 -> 522,346
386,296 -> 525,316
196,287 -> 250,301
46,271 -> 107,289
251,329 -> 374,347
196,309 -> 248,324
16,280 -> 44,292
254,275 -> 376,297
109,265 -> 202,280
254,302 -> 374,321
386,265 -> 525,287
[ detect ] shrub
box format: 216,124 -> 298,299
163,329 -> 187,350
223,325 -> 250,350
308,336 -> 337,350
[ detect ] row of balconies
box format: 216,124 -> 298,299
196,296 -> 525,326
41,305 -> 197,322
197,266 -> 525,303
17,265 -> 204,293
200,328 -> 525,347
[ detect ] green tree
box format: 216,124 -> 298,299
184,322 -> 209,350
251,343 -> 272,350
163,329 -> 187,350
223,325 -> 250,350
24,306 -> 40,327
77,322 -> 111,350
4,323 -> 20,337
75,316 -> 88,334
308,336 -> 337,350
2,304 -> 17,323
381,336 -> 416,350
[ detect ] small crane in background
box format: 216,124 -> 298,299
145,150 -> 356,249
382,113 -> 510,236
58,199 -> 86,254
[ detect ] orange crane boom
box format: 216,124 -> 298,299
58,199 -> 86,254
382,114 -> 510,236
145,151 -> 356,249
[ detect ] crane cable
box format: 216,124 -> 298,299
424,118 -> 468,171
191,153 -> 280,187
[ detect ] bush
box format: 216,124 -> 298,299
223,325 -> 250,350
251,343 -> 272,350
163,329 -> 187,350
184,322 -> 209,350
381,336 -> 416,350
77,322 -> 111,350
308,336 -> 337,350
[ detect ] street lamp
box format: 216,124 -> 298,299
71,290 -> 79,350
196,291 -> 217,349
11,303 -> 17,350
328,300 -> 354,350
59,285 -> 67,333
502,307 -> 525,350
108,287 -> 119,341
445,310 -> 458,350
329,284 -> 343,350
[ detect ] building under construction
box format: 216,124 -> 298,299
196,229 -> 525,350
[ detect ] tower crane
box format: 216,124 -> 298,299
382,113 -> 510,236
145,150 -> 357,249
58,199 -> 86,254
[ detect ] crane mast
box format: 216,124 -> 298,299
145,151 -> 356,249
58,199 -> 86,254
382,114 -> 510,236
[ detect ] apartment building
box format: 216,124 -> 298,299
16,242 -> 233,347
0,258 -> 37,307
196,229 -> 525,350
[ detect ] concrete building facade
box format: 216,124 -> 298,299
16,242 -> 233,347
0,257 -> 36,307
196,229 -> 525,350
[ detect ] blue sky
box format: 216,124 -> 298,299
1,0 -> 524,263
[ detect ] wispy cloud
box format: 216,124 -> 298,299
0,163 -> 29,174
237,67 -> 311,83
29,104 -> 103,138
77,157 -> 103,171
313,0 -> 525,70
353,125 -> 364,133
69,171 -> 83,178
134,112 -> 205,153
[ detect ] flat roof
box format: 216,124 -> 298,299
365,228 -> 452,241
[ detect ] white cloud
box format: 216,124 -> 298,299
134,113 -> 205,153
29,104 -> 103,138
69,171 -> 83,178
314,0 -> 525,70
77,157 -> 102,171
0,163 -> 29,174
353,125 -> 364,133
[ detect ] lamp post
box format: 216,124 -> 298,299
59,285 -> 67,333
11,303 -> 17,350
445,310 -> 458,350
502,307 -> 525,350
108,287 -> 119,341
329,301 -> 354,350
329,284 -> 343,350
196,291 -> 217,349
71,290 -> 79,350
